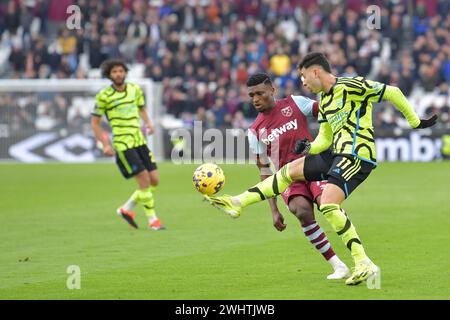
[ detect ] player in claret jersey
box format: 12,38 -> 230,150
246,73 -> 350,280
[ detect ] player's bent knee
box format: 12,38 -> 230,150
320,184 -> 345,205
294,207 -> 315,224
288,197 -> 314,224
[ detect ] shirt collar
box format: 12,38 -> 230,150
323,77 -> 338,96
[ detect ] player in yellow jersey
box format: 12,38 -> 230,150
91,59 -> 165,230
205,53 -> 437,285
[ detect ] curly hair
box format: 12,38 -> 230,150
100,59 -> 129,79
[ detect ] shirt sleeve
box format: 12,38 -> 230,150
247,130 -> 265,155
92,93 -> 106,116
309,122 -> 333,154
382,85 -> 420,128
136,85 -> 145,108
291,95 -> 317,117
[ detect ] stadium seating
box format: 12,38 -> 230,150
0,0 -> 448,132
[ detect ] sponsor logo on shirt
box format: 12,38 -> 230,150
260,119 -> 298,145
328,111 -> 349,132
118,104 -> 137,115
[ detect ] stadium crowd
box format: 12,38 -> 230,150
0,0 -> 449,133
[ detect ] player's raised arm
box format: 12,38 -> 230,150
356,78 -> 437,129
381,84 -> 437,129
309,122 -> 333,154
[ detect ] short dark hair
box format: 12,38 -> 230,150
246,73 -> 272,87
100,59 -> 129,79
298,52 -> 331,73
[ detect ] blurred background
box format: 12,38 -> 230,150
0,0 -> 449,162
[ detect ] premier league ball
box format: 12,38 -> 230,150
192,163 -> 225,196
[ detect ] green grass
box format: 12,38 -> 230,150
0,161 -> 449,300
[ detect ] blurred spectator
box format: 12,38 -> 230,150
58,29 -> 77,56
32,38 -> 50,73
8,42 -> 26,75
399,68 -> 414,97
420,65 -> 442,92
53,95 -> 68,128
121,15 -> 147,61
211,98 -> 228,128
270,48 -> 291,76
4,1 -> 20,36
232,111 -> 249,129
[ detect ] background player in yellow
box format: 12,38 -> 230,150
91,59 -> 165,230
205,52 -> 437,285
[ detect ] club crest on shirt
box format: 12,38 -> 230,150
281,106 -> 293,117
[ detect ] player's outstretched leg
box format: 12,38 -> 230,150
204,194 -> 242,218
204,165 -> 291,218
205,158 -> 306,217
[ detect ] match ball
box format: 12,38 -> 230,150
192,163 -> 225,196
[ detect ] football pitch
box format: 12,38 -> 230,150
0,161 -> 449,300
